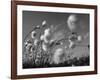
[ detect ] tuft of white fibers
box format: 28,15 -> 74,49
78,35 -> 83,42
31,31 -> 36,39
36,25 -> 40,28
40,28 -> 53,51
40,35 -> 44,41
24,41 -> 28,46
44,28 -> 51,36
26,43 -> 32,51
34,39 -> 38,46
50,39 -> 55,44
53,48 -> 64,64
42,28 -> 51,43
40,35 -> 44,40
42,42 -> 48,51
42,20 -> 47,26
69,41 -> 76,49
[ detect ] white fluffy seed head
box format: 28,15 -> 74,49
69,41 -> 76,49
55,48 -> 63,56
40,35 -> 44,40
44,28 -> 50,36
42,20 -> 46,26
78,35 -> 82,42
53,48 -> 64,64
36,25 -> 40,28
50,39 -> 55,43
43,37 -> 49,43
34,39 -> 38,46
42,43 -> 47,51
24,41 -> 28,46
26,43 -> 32,50
31,31 -> 36,39
43,28 -> 51,43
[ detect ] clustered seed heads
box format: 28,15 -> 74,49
23,19 -> 89,68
